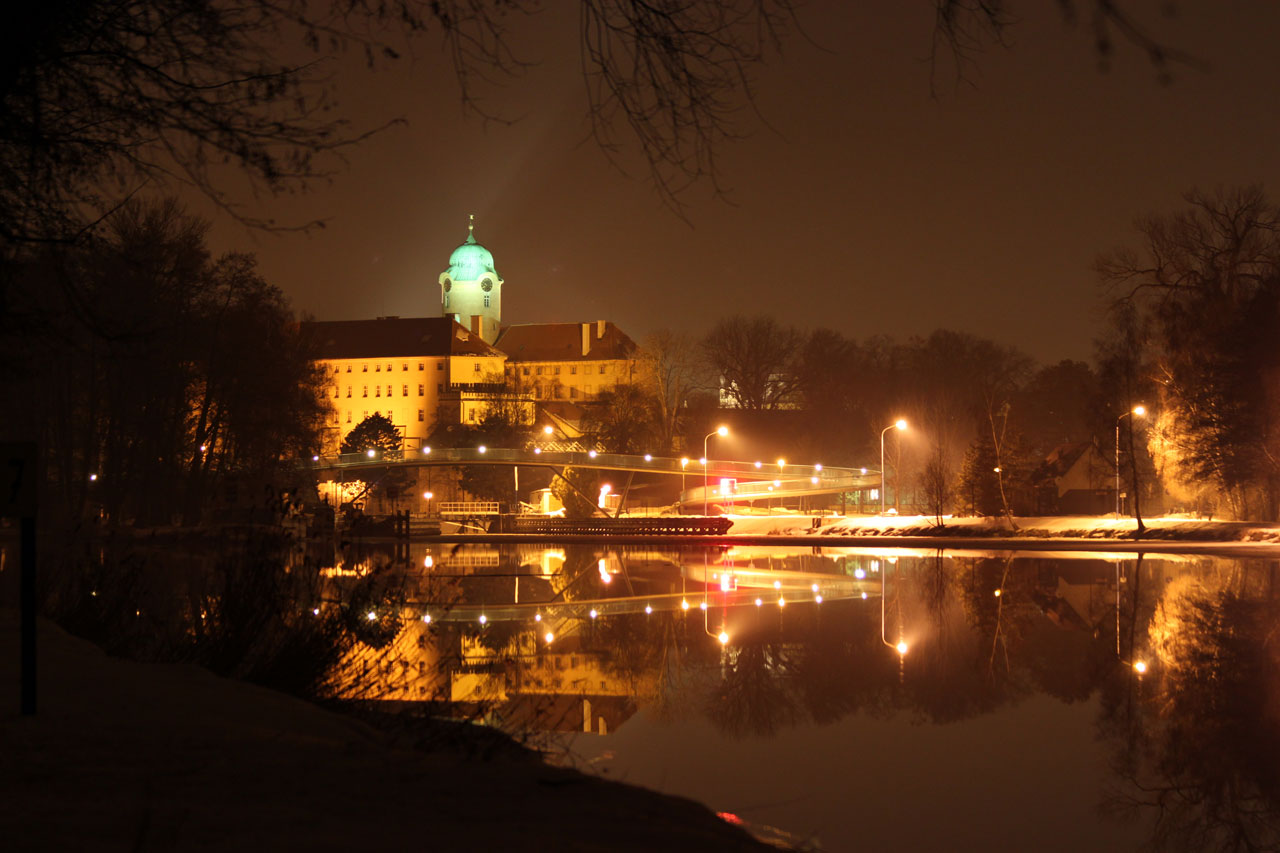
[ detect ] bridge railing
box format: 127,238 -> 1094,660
306,447 -> 881,484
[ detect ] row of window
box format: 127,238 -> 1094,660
521,363 -> 610,377
333,362 -> 445,373
337,410 -> 427,424
334,384 -> 428,398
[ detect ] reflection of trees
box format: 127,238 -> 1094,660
705,642 -> 801,738
1100,565 -> 1280,851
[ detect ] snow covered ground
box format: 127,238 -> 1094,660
719,511 -> 1280,545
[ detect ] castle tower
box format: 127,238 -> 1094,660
439,215 -> 502,345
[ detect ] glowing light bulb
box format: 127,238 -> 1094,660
644,605 -> 653,615
644,454 -> 652,461
535,613 -> 542,622
861,592 -> 868,600
773,580 -> 782,590
699,601 -> 708,611
994,589 -> 1002,597
1134,660 -> 1148,674
815,594 -> 823,603
896,641 -> 909,655
755,598 -> 763,607
312,607 -> 320,615
366,610 -> 376,621
681,599 -> 690,611
718,631 -> 729,645
854,569 -> 865,579
778,597 -> 786,607
589,609 -> 598,619
478,614 -> 487,625
422,613 -> 431,623
545,631 -> 555,644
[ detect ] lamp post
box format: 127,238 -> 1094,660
881,558 -> 908,659
703,426 -> 729,515
1115,406 -> 1146,516
880,419 -> 907,515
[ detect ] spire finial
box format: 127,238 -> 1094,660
468,214 -> 474,235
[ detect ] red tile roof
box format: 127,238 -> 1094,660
302,317 -> 502,359
495,321 -> 637,362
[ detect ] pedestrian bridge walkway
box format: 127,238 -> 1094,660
306,447 -> 882,506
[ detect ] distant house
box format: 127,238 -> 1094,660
1037,442 -> 1113,515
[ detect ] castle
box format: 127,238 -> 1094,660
304,217 -> 638,451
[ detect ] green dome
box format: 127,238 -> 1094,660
446,232 -> 499,282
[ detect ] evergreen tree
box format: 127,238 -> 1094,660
340,413 -> 400,455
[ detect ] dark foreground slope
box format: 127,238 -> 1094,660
0,610 -> 765,851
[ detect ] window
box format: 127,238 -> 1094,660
483,294 -> 490,307
402,385 -> 408,397
436,362 -> 443,371
346,366 -> 351,373
473,362 -> 480,373
522,366 -> 530,376
386,363 -> 391,372
469,409 -> 478,423
333,365 -> 340,373
570,365 -> 577,375
436,383 -> 442,393
333,387 -> 340,398
570,386 -> 579,399
346,387 -> 351,398
418,363 -> 424,371
584,384 -> 593,395
362,386 -> 368,397
375,364 -> 380,372
554,366 -> 561,375
417,410 -> 425,422
443,295 -> 449,309
362,365 -> 367,372
346,411 -> 352,423
555,386 -> 565,399
375,387 -> 381,397
402,363 -> 408,371
536,366 -> 543,376
386,385 -> 392,396
599,364 -> 607,374
417,384 -> 424,396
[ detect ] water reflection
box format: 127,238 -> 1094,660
312,541 -> 1280,848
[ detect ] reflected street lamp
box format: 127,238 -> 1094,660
1115,406 -> 1146,516
704,426 -> 729,515
880,419 -> 907,515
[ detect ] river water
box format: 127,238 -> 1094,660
317,541 -> 1280,852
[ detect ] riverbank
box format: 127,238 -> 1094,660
0,609 -> 767,851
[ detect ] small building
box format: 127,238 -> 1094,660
1038,442 -> 1113,515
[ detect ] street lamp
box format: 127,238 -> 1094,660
1115,406 -> 1146,516
704,426 -> 729,515
880,419 -> 907,515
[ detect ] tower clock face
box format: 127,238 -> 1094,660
443,280 -> 452,292
481,279 -> 493,292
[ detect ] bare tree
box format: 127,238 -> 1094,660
637,329 -> 704,452
701,315 -> 800,411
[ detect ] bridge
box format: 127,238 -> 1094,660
306,447 -> 883,510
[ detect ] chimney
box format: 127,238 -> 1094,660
596,320 -> 605,339
581,323 -> 590,356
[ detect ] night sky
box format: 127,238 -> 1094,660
204,3 -> 1280,364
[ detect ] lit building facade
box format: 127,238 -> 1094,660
306,317 -> 505,453
497,321 -> 638,402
